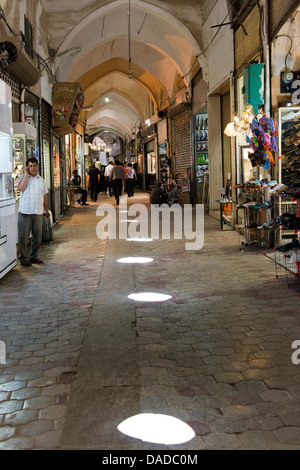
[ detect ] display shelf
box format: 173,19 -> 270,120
275,107 -> 300,186
12,123 -> 37,200
235,180 -> 277,248
0,79 -> 17,279
195,111 -> 209,186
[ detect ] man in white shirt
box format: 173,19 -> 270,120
126,163 -> 137,197
17,157 -> 50,266
110,160 -> 125,205
104,161 -> 114,197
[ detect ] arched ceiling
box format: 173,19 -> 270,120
41,0 -> 208,139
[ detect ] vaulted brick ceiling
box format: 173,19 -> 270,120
41,0 -> 210,139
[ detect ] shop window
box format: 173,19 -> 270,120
65,134 -> 71,183
147,151 -> 156,175
138,154 -> 143,174
43,140 -> 51,190
0,130 -> 13,200
12,131 -> 37,200
53,137 -> 60,188
194,108 -> 209,206
24,103 -> 38,129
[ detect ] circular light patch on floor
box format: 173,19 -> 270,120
117,257 -> 153,264
128,292 -> 172,302
126,238 -> 153,242
120,219 -> 139,223
118,413 -> 195,445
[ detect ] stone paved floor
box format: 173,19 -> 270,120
0,192 -> 300,450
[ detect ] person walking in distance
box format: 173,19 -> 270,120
126,163 -> 137,197
17,157 -> 50,266
110,160 -> 126,205
88,163 -> 100,202
104,160 -> 114,196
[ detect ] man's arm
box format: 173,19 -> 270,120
18,168 -> 29,191
43,194 -> 50,218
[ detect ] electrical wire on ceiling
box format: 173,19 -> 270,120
181,11 -> 230,81
128,0 -> 132,78
275,34 -> 293,71
137,13 -> 148,35
101,15 -> 105,37
0,6 -> 19,39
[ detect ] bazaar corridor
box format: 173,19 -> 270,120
0,192 -> 300,450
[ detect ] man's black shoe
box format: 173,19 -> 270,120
82,202 -> 89,205
20,260 -> 32,267
30,258 -> 44,264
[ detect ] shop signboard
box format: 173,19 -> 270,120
52,82 -> 84,136
182,178 -> 191,193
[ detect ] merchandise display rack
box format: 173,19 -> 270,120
195,111 -> 209,206
235,180 -> 277,248
270,199 -> 300,296
272,236 -> 300,296
266,107 -> 300,295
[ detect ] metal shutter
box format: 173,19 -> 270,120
234,4 -> 261,76
173,107 -> 192,177
0,68 -> 20,101
192,75 -> 208,115
41,99 -> 52,142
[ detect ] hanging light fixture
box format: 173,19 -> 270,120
105,95 -> 109,103
128,0 -> 133,78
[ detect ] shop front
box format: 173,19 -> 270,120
136,153 -> 144,189
194,108 -> 209,206
146,140 -> 156,189
12,88 -> 39,204
0,79 -> 16,278
157,118 -> 170,185
12,121 -> 37,202
169,103 -> 193,204
192,71 -> 209,207
53,133 -> 64,219
41,98 -> 53,218
142,124 -> 157,190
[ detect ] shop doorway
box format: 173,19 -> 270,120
145,140 -> 156,189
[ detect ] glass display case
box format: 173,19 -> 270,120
12,122 -> 37,200
194,109 -> 209,205
275,107 -> 300,186
146,150 -> 156,188
274,107 -> 300,246
0,79 -> 17,278
159,142 -> 170,183
0,131 -> 13,200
